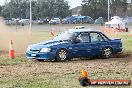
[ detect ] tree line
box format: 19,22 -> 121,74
0,0 -> 129,20
81,0 -> 128,19
0,0 -> 71,20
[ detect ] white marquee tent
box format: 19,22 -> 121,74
105,16 -> 126,29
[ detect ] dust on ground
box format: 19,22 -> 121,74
0,17 -> 37,53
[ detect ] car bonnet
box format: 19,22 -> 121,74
28,40 -> 69,50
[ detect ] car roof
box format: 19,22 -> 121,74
68,29 -> 100,33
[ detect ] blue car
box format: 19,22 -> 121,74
26,29 -> 122,61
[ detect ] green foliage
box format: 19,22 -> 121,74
110,0 -> 128,16
81,0 -> 128,19
81,0 -> 108,19
0,57 -> 27,66
2,0 -> 30,19
0,5 -> 2,15
0,72 -> 77,88
1,0 -> 71,19
37,0 -> 71,19
119,33 -> 132,52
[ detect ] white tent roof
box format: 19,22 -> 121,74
105,16 -> 126,29
105,16 -> 125,25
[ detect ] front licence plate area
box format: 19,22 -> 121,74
31,54 -> 37,57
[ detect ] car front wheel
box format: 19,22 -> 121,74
55,49 -> 68,62
102,48 -> 112,59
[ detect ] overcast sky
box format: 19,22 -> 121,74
0,0 -> 82,8
0,0 -> 5,5
67,0 -> 82,8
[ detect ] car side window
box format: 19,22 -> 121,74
90,32 -> 104,42
77,32 -> 90,43
100,33 -> 109,41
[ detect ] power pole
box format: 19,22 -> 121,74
108,0 -> 110,21
30,0 -> 32,31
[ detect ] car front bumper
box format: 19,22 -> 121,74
26,51 -> 55,60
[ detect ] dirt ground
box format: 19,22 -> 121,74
0,48 -> 132,88
0,52 -> 131,78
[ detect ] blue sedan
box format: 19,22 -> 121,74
26,29 -> 122,61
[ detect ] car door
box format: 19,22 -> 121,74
71,32 -> 91,57
89,32 -> 109,56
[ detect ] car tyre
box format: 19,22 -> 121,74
101,48 -> 112,59
55,49 -> 68,62
79,77 -> 91,86
36,59 -> 44,62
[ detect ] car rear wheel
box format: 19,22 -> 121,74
55,49 -> 68,62
102,48 -> 112,59
36,59 -> 44,62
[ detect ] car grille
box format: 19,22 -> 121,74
30,49 -> 40,53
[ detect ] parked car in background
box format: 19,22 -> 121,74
4,18 -> 20,25
26,29 -> 122,62
37,18 -> 49,24
49,18 -> 61,24
18,19 -> 30,25
4,18 -> 13,25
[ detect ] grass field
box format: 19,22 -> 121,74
120,33 -> 132,51
0,22 -> 132,88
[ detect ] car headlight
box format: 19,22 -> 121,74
40,48 -> 51,52
27,46 -> 30,51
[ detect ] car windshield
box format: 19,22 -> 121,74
53,31 -> 74,41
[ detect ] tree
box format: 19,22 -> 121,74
53,0 -> 71,18
81,0 -> 108,19
0,5 -> 2,15
1,0 -> 71,19
37,0 -> 71,19
81,0 -> 128,19
1,3 -> 11,18
110,0 -> 128,16
1,0 -> 30,18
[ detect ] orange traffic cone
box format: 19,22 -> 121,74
50,30 -> 55,36
82,68 -> 88,77
9,40 -> 15,59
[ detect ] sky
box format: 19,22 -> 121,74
0,0 -> 5,5
0,0 -> 82,8
67,0 -> 82,8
